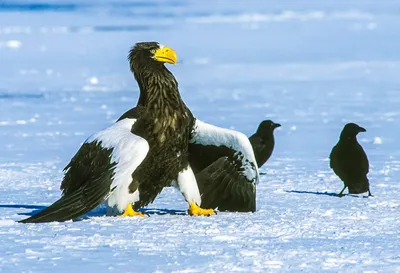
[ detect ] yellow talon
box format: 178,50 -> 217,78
188,202 -> 214,216
121,204 -> 144,217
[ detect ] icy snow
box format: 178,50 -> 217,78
0,0 -> 400,272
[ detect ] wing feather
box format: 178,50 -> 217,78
196,157 -> 256,212
19,119 -> 148,223
190,119 -> 259,183
190,119 -> 258,212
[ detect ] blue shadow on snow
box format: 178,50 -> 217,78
285,190 -> 371,198
285,190 -> 343,197
1,204 -> 186,221
0,204 -> 47,211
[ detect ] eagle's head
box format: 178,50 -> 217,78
128,42 -> 177,72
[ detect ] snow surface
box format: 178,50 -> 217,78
1,0 -> 400,272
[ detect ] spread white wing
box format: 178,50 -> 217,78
189,119 -> 259,212
19,118 -> 148,223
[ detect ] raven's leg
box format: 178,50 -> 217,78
368,188 -> 373,197
338,185 -> 347,197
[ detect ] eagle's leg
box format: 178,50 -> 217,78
176,165 -> 214,216
188,202 -> 214,216
121,203 -> 144,217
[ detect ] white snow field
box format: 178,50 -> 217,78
1,0 -> 400,272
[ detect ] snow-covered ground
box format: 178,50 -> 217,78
1,0 -> 400,271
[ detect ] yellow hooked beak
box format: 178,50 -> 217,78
153,46 -> 177,64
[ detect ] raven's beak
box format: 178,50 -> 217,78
358,126 -> 366,132
273,123 -> 281,129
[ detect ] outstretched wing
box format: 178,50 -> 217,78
19,118 -> 148,223
189,119 -> 259,212
196,157 -> 256,212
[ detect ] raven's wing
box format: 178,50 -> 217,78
329,144 -> 347,181
189,119 -> 259,212
357,143 -> 369,175
19,118 -> 149,223
330,143 -> 369,180
249,134 -> 273,168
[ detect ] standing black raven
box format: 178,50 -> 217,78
329,123 -> 372,197
249,120 -> 281,168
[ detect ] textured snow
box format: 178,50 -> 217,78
1,0 -> 400,272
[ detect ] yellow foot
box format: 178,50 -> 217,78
121,204 -> 144,217
188,202 -> 214,216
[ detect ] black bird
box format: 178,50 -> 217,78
249,120 -> 281,168
20,42 -> 258,223
329,123 -> 372,197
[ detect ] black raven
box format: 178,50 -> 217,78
329,123 -> 372,197
249,120 -> 281,167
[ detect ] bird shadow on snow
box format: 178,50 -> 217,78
0,204 -> 47,215
4,204 -> 186,221
285,190 -> 340,197
140,208 -> 187,216
285,190 -> 371,198
71,208 -> 187,221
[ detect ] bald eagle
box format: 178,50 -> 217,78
19,42 -> 258,223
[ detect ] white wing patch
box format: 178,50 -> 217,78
86,118 -> 148,211
191,119 -> 259,183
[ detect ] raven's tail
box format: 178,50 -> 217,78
347,179 -> 370,194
